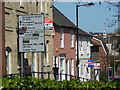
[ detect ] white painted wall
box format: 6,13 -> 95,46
78,36 -> 91,59
78,36 -> 91,81
79,60 -> 91,81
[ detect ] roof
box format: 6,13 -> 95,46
52,5 -> 91,36
53,5 -> 77,28
78,28 -> 92,36
92,36 -> 109,55
91,40 -> 101,47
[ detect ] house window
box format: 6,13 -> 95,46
87,38 -> 89,55
71,59 -> 74,75
71,30 -> 74,48
20,0 -> 24,8
81,64 -> 83,75
5,47 -> 12,74
46,40 -> 49,63
60,29 -> 64,48
45,1 -> 47,14
79,38 -> 83,55
53,56 -> 58,67
40,1 -> 43,13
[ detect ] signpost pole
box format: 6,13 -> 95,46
21,52 -> 24,77
41,52 -> 44,79
19,14 -> 45,78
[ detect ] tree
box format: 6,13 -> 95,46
103,1 -> 120,27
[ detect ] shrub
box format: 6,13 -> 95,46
1,75 -> 120,89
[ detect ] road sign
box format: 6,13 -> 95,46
94,63 -> 100,69
19,14 -> 44,52
88,60 -> 94,67
44,18 -> 53,30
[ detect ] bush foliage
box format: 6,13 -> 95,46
1,75 -> 120,89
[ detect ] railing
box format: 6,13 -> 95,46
2,72 -> 93,82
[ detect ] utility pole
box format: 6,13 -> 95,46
76,4 -> 79,78
76,2 -> 94,78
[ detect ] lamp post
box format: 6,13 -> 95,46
76,2 -> 94,78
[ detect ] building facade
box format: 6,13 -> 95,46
77,31 -> 91,81
0,1 -> 6,76
53,6 -> 77,81
4,1 -> 54,78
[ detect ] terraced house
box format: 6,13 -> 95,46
53,5 -> 77,81
52,6 -> 94,81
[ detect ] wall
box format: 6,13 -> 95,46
53,25 -> 77,78
53,26 -> 76,60
78,35 -> 91,80
0,2 -> 6,75
78,35 -> 91,60
5,2 -> 53,76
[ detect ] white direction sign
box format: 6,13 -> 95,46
19,14 -> 45,52
94,63 -> 100,69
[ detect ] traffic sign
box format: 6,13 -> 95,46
44,18 -> 53,30
88,60 -> 94,67
19,14 -> 45,52
94,63 -> 100,69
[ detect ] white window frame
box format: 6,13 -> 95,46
41,0 -> 43,13
53,56 -> 58,67
71,30 -> 74,48
6,51 -> 12,74
46,42 -> 49,63
60,29 -> 64,48
87,38 -> 90,55
45,1 -> 47,14
20,0 -> 24,7
79,38 -> 83,54
71,59 -> 74,75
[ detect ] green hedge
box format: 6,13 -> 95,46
1,76 -> 120,89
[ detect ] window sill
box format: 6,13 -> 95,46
60,46 -> 64,49
71,46 -> 74,49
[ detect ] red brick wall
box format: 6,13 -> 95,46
0,2 -> 6,75
53,25 -> 77,75
53,26 -> 76,60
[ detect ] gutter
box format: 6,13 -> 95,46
92,37 -> 107,55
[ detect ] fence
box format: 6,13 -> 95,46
2,72 -> 93,82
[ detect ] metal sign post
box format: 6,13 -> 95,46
20,52 -> 24,77
19,14 -> 45,52
41,52 -> 44,79
19,14 -> 45,77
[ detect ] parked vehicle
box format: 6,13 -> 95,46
112,77 -> 120,82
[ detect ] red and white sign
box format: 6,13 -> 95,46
44,18 -> 53,30
94,63 -> 100,69
44,18 -> 52,23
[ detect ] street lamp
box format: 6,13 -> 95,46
76,2 -> 94,78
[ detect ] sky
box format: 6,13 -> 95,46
52,2 -> 118,33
